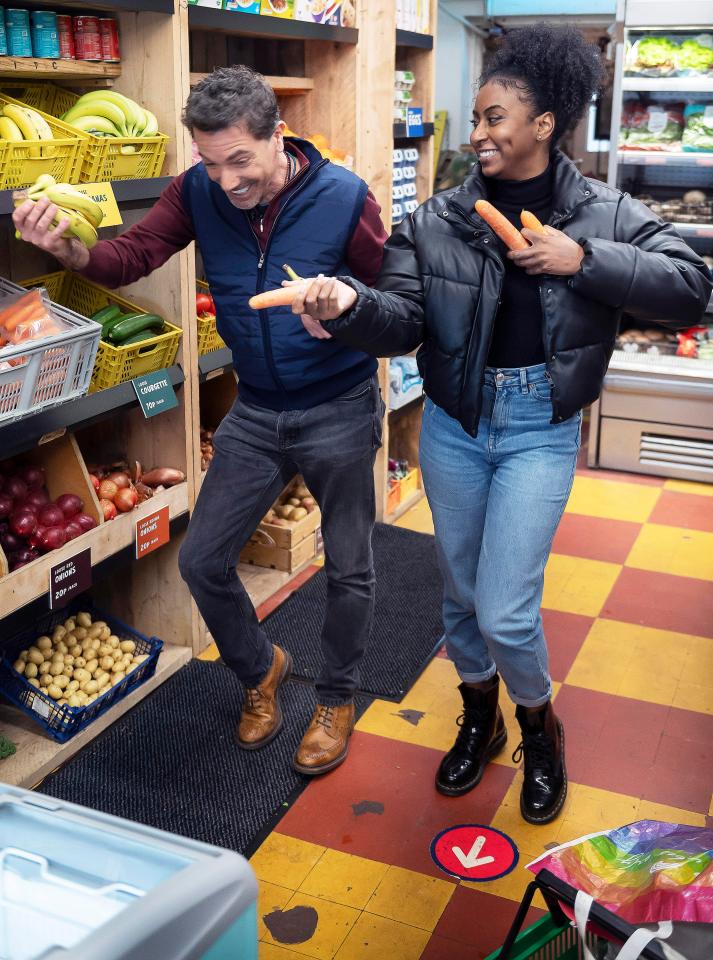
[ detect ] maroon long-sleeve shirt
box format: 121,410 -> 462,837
82,144 -> 387,289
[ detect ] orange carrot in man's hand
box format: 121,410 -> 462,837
474,199 -> 529,251
520,209 -> 547,235
248,287 -> 301,311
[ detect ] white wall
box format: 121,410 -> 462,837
436,1 -> 485,151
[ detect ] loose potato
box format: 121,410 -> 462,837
50,662 -> 65,677
48,684 -> 62,700
37,636 -> 52,652
108,636 -> 120,650
77,612 -> 92,628
85,658 -> 99,675
25,663 -> 38,680
112,671 -> 125,683
18,651 -> 28,662
58,699 -> 68,707
119,640 -> 136,655
72,627 -> 87,641
302,497 -> 317,512
70,644 -> 82,658
97,644 -> 113,658
27,678 -> 40,689
94,671 -> 110,688
52,627 -> 66,643
54,675 -> 69,690
64,655 -> 75,667
40,661 -> 53,676
111,661 -> 125,674
291,507 -> 308,520
99,656 -> 115,672
39,674 -> 53,688
276,505 -> 294,519
67,680 -> 80,693
68,695 -> 81,708
294,484 -> 310,499
88,625 -> 103,640
90,638 -> 101,652
27,648 -> 44,666
51,651 -> 64,663
288,497 -> 301,507
82,679 -> 99,695
73,668 -> 91,685
100,626 -> 111,642
13,660 -> 25,675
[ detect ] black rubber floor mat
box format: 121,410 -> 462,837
262,522 -> 444,701
39,660 -> 371,856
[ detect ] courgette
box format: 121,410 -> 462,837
91,304 -> 122,325
108,313 -> 165,344
121,329 -> 162,345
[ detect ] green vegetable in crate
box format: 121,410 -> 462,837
121,329 -> 159,345
13,174 -> 103,248
107,313 -> 165,344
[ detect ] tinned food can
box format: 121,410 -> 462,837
73,15 -> 101,61
56,14 -> 75,59
6,8 -> 33,58
0,9 -> 8,57
99,18 -> 120,62
31,12 -> 60,60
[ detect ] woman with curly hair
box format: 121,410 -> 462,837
289,24 -> 712,823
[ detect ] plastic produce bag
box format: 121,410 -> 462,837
620,101 -> 684,150
0,288 -> 69,349
528,821 -> 713,925
682,105 -> 713,153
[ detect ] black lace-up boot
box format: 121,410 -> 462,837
513,702 -> 567,824
436,676 -> 507,796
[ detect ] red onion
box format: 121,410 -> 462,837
64,520 -> 84,541
0,495 -> 13,519
9,509 -> 37,539
24,489 -> 50,510
39,526 -> 67,552
55,493 -> 84,518
4,477 -> 28,502
0,530 -> 24,553
10,547 -> 39,566
38,504 -> 65,527
29,525 -> 47,549
20,466 -> 45,490
75,513 -> 97,532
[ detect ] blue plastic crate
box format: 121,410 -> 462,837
0,599 -> 163,743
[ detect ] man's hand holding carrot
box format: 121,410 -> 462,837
284,274 -> 357,333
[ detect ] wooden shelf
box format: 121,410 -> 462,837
617,151 -> 713,167
395,29 -> 433,49
0,177 -> 173,216
187,7 -> 358,44
198,347 -> 233,382
190,73 -> 314,97
0,365 -> 184,459
0,484 -> 189,620
0,644 -> 191,789
393,121 -> 434,140
0,57 -> 121,82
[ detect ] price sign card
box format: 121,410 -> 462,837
49,548 -> 92,610
136,505 -> 170,559
72,182 -> 123,227
132,369 -> 178,419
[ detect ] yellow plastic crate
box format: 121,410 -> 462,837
196,279 -> 225,356
21,271 -> 181,393
0,82 -> 168,183
0,92 -> 82,188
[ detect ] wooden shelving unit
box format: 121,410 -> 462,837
0,0 -> 436,785
0,57 -> 121,82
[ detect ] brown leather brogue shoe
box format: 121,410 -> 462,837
236,645 -> 293,750
293,702 -> 355,775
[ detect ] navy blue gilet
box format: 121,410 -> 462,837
182,140 -> 377,410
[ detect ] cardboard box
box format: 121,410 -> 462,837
260,0 -> 294,18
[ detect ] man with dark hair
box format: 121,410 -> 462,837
14,65 -> 387,776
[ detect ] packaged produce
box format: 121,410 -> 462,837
224,0 -> 261,11
59,90 -> 159,141
674,36 -> 713,75
11,609 -> 150,708
0,288 -> 71,349
260,0 -> 295,19
13,174 -> 103,247
619,100 -> 684,151
0,459 -> 97,572
682,104 -> 713,153
625,35 -> 678,76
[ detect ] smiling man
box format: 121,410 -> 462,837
13,66 -> 387,776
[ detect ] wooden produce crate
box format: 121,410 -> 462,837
240,477 -> 321,573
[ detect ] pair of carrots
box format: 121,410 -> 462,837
0,289 -> 62,345
474,201 -> 547,250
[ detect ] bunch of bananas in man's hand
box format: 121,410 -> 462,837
61,91 -> 158,153
13,174 -> 104,248
0,103 -> 56,158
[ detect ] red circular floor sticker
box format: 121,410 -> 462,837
430,824 -> 519,882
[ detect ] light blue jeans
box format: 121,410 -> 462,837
419,363 -> 582,707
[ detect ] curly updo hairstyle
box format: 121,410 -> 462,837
479,23 -> 605,145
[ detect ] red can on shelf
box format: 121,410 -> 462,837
99,18 -> 120,62
56,15 -> 75,60
73,15 -> 101,61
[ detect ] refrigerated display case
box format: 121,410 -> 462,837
588,0 -> 713,480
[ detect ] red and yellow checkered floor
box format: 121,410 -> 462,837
220,456 -> 713,959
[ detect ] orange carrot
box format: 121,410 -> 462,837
248,287 -> 300,311
520,209 -> 546,235
474,199 -> 529,251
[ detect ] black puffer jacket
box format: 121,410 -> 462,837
332,150 -> 711,436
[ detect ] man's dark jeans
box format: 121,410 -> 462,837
179,375 -> 384,705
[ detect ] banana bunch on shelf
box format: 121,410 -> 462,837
61,91 -> 159,153
0,103 -> 56,159
13,174 -> 104,248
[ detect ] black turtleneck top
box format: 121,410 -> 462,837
485,165 -> 553,369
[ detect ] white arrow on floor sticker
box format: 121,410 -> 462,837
452,834 -> 496,870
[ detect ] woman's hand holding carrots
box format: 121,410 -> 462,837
508,226 -> 585,276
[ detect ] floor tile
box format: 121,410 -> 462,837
541,610 -> 596,682
552,513 -> 642,565
251,835 -> 327,890
260,944 -> 316,960
637,799 -> 706,827
565,618 -> 712,713
664,479 -> 713,498
649,490 -> 713,533
601,567 -> 713,639
396,496 -> 434,535
334,912 -> 431,960
277,731 -> 515,881
365,865 -> 455,931
197,642 -> 221,661
419,934 -> 481,959
259,882 -> 296,940
625,523 -> 713,581
433,886 -> 546,958
543,555 -> 622,617
299,850 -> 389,911
262,891 -> 359,959
565,476 -> 661,524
